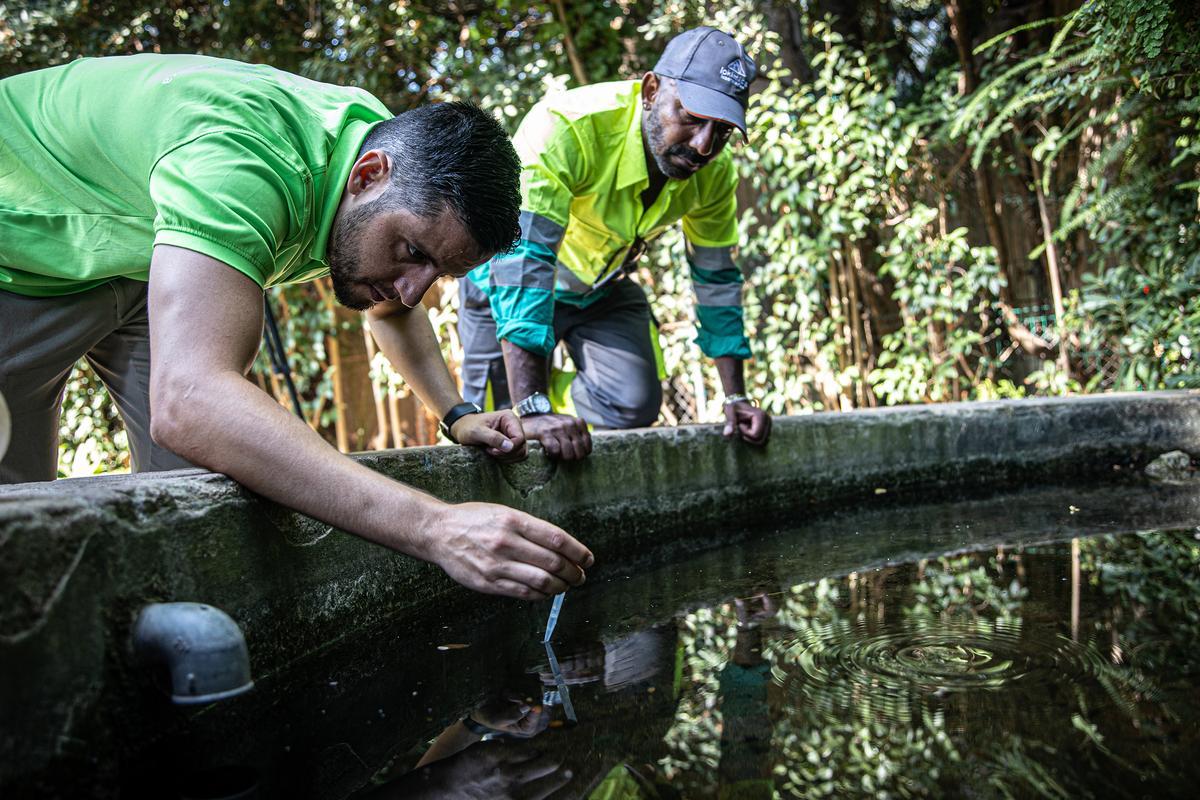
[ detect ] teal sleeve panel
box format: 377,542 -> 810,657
491,284 -> 557,356
484,236 -> 559,357
686,242 -> 750,360
695,304 -> 752,359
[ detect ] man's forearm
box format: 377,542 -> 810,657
501,339 -> 550,402
714,355 -> 747,396
367,304 -> 462,417
154,368 -> 447,560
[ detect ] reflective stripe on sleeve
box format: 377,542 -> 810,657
519,210 -> 566,252
693,280 -> 743,307
685,241 -> 736,272
490,240 -> 556,290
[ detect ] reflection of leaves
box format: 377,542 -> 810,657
659,604 -> 735,789
986,738 -> 1073,800
907,556 -> 1027,624
1079,531 -> 1200,675
1069,712 -> 1132,769
660,532 -> 1200,798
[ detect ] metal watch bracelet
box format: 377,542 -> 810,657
723,393 -> 752,406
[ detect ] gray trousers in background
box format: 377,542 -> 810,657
458,277 -> 663,429
0,278 -> 193,483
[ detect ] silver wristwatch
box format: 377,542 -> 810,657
515,392 -> 553,417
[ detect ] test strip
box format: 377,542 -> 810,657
543,641 -> 577,723
542,592 -> 565,643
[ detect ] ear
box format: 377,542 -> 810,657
346,149 -> 392,198
641,72 -> 660,107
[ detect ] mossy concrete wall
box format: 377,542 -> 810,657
1,391 -> 1199,788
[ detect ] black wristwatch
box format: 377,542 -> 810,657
514,392 -> 553,418
440,401 -> 482,443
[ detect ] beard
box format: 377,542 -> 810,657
326,202 -> 376,311
644,108 -> 709,180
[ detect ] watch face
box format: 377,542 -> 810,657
521,393 -> 553,415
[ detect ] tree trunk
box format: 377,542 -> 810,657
552,0 -> 589,85
842,240 -> 868,407
321,278 -> 379,452
849,243 -> 879,406
1028,153 -> 1072,378
363,325 -> 391,450
946,0 -> 1052,359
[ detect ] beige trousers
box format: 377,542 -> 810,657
0,278 -> 193,483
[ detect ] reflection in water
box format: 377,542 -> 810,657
542,643 -> 578,724
110,508 -> 1200,800
378,530 -> 1200,799
779,617 -> 1109,700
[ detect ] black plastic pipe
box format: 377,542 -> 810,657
262,294 -> 306,421
132,602 -> 254,705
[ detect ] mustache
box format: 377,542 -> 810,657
665,144 -> 709,167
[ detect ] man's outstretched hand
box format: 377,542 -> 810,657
520,413 -> 592,461
428,502 -> 594,600
723,400 -> 771,446
451,409 -> 528,463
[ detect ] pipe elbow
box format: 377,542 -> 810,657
132,602 -> 254,705
0,389 -> 10,462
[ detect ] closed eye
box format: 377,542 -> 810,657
682,111 -> 733,141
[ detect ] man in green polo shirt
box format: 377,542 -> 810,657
0,54 -> 593,600
458,27 -> 773,460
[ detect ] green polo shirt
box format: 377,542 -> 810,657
468,80 -> 751,360
0,54 -> 391,297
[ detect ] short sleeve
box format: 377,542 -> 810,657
149,131 -> 308,286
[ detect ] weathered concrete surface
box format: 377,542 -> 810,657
1,390 -> 1199,791
43,480 -> 1200,799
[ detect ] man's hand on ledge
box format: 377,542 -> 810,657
451,410 -> 528,463
520,413 -> 592,461
724,400 -> 772,446
428,502 -> 594,600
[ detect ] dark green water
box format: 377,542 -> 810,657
123,484 -> 1200,800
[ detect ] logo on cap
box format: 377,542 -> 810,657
719,58 -> 748,92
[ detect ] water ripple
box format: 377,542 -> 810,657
772,619 -> 1108,719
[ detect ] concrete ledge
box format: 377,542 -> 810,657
1,391 -> 1199,787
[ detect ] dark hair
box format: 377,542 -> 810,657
360,102 -> 521,254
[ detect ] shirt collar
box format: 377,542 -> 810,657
615,87 -> 648,192
308,116 -> 383,264
614,82 -> 694,205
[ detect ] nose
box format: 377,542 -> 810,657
394,263 -> 440,308
691,120 -> 716,157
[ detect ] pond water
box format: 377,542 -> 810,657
125,483 -> 1200,800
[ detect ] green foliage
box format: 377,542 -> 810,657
735,18 -> 922,411
657,532 -> 1200,797
871,209 -> 1004,404
1079,529 -> 1200,673
952,0 -> 1200,391
7,0 -> 1199,472
56,361 -> 129,477
259,286 -> 337,428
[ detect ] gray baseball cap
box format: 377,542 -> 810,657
653,26 -> 757,134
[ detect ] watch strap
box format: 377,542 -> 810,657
440,401 -> 482,443
461,716 -> 496,736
